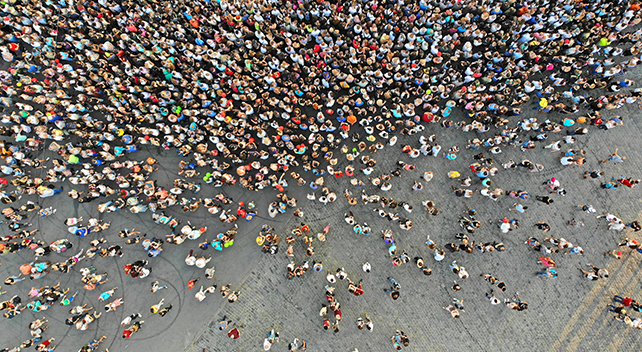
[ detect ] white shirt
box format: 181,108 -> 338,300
610,222 -> 625,231
185,256 -> 196,266
434,251 -> 445,261
560,156 -> 573,166
326,273 -> 336,283
362,263 -> 371,272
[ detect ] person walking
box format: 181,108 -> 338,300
486,290 -> 501,305
123,321 -> 144,338
227,323 -> 243,339
614,295 -> 634,307
600,148 -> 626,164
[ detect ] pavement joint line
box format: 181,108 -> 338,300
627,326 -> 642,351
548,250 -> 629,352
581,257 -> 642,351
548,202 -> 642,352
610,279 -> 642,348
604,323 -> 634,352
566,253 -> 635,352
187,250 -> 274,350
565,251 -> 642,351
603,331 -> 623,352
561,208 -> 642,352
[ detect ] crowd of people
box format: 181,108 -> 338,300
1,0 -> 642,350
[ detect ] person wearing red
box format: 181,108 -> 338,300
7,42 -> 20,52
538,256 -> 557,268
122,321 -> 144,338
122,329 -> 133,338
36,338 -> 54,351
187,277 -> 200,289
614,295 -> 634,307
348,279 -> 364,296
354,284 -> 364,296
617,177 -> 640,188
227,323 -> 242,339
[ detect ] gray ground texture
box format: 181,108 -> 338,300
4,28 -> 642,352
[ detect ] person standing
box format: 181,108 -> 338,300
384,287 -> 400,300
218,316 -> 231,330
486,290 -> 501,305
227,323 -> 242,339
263,329 -> 279,350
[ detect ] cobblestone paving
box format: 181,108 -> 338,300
186,78 -> 642,352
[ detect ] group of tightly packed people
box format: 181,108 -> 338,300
1,0 -> 642,350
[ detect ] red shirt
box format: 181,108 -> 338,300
123,329 -> 133,338
228,328 -> 240,339
620,179 -> 633,187
623,298 -> 633,307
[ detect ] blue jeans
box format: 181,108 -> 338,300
608,305 -> 621,312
